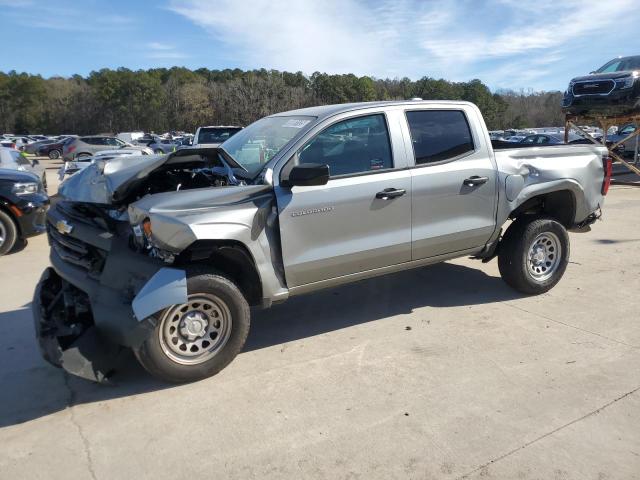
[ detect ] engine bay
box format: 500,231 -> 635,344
139,165 -> 234,196
110,150 -> 249,205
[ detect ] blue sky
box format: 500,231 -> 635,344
1,0 -> 638,92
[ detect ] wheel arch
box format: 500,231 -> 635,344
508,189 -> 577,228
177,239 -> 263,306
0,197 -> 22,237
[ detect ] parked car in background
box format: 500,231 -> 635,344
0,168 -> 49,256
134,136 -> 178,154
37,137 -> 75,159
608,123 -> 638,157
0,147 -> 47,191
0,140 -> 17,150
520,133 -> 584,145
117,131 -> 145,143
192,125 -> 242,148
63,136 -> 153,161
24,138 -> 57,155
563,55 -> 640,116
505,135 -> 526,142
8,136 -> 33,151
174,136 -> 193,149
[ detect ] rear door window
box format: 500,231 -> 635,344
405,110 -> 475,165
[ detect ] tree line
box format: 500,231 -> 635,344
0,67 -> 565,135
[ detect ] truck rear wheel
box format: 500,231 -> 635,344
498,216 -> 569,295
134,271 -> 250,383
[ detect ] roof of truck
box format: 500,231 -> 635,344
271,100 -> 475,120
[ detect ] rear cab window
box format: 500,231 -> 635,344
197,127 -> 242,144
405,110 -> 475,165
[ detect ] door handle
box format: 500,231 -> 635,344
376,188 -> 406,200
463,176 -> 489,187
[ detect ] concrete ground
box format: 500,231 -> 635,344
0,158 -> 639,480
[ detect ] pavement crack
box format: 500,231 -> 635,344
63,373 -> 97,480
502,302 -> 640,349
456,386 -> 640,479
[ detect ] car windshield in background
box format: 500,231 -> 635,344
197,127 -> 242,144
596,56 -> 640,73
220,115 -> 316,176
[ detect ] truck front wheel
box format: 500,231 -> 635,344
498,216 -> 570,295
134,272 -> 250,383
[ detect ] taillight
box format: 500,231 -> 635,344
602,156 -> 612,195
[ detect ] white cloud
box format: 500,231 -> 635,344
147,42 -> 175,51
2,1 -> 133,31
168,0 -> 639,89
145,42 -> 188,59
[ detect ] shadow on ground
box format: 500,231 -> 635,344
0,261 -> 521,428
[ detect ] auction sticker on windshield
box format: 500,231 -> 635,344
282,119 -> 311,128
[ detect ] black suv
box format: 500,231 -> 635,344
562,55 -> 640,116
0,168 -> 49,255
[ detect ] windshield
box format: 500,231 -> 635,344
197,127 -> 242,144
220,115 -> 316,176
596,56 -> 640,73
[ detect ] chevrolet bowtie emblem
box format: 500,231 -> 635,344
55,220 -> 74,235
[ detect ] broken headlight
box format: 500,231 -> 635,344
131,218 -> 175,264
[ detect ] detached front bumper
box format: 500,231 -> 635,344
33,205 -> 187,381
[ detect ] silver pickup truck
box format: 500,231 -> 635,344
34,100 -> 611,383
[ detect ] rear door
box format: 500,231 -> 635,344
403,106 -> 498,259
276,111 -> 412,287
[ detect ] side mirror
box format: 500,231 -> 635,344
284,163 -> 329,187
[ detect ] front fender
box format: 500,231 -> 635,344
129,185 -> 288,304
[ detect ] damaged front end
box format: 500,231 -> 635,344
33,199 -> 190,382
33,268 -> 129,383
34,147 -> 280,382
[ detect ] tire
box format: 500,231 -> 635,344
48,149 -> 60,159
0,209 -> 18,256
498,216 -> 570,295
134,270 -> 250,383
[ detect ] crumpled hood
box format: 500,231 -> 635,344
58,154 -> 166,204
57,147 -> 245,205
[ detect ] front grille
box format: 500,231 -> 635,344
573,80 -> 615,96
48,226 -> 107,274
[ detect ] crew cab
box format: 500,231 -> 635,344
34,101 -> 611,383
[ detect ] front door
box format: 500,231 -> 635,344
276,113 -> 412,287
